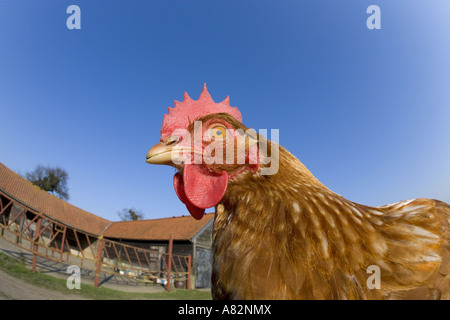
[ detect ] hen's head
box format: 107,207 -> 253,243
146,84 -> 261,220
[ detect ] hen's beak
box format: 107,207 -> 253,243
146,143 -> 176,165
146,142 -> 194,165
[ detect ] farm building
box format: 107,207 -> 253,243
0,162 -> 214,289
103,214 -> 214,288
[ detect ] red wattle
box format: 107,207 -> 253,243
173,166 -> 228,220
183,164 -> 228,210
173,172 -> 205,220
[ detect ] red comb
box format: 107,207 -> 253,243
160,84 -> 242,139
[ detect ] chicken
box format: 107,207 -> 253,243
146,84 -> 450,299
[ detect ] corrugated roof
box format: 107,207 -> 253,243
0,162 -> 111,235
103,213 -> 214,241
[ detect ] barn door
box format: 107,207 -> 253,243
195,248 -> 212,288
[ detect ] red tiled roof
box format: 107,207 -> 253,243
0,162 -> 214,240
0,162 -> 111,235
103,213 -> 214,241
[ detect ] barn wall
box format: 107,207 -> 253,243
104,239 -> 194,258
104,221 -> 214,289
193,222 -> 213,288
195,224 -> 213,249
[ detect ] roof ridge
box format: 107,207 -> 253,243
103,212 -> 214,240
110,212 -> 214,223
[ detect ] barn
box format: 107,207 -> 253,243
0,162 -> 214,289
103,214 -> 214,288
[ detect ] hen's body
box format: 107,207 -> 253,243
146,85 -> 450,300
212,144 -> 450,299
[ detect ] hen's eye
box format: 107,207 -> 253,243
210,126 -> 227,139
166,135 -> 180,145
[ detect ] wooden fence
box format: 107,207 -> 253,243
0,190 -> 191,291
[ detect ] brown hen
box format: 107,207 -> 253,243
146,85 -> 450,299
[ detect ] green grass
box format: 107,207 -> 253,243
0,252 -> 212,300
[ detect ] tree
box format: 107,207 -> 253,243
25,165 -> 69,200
118,208 -> 144,221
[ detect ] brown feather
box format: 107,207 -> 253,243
205,116 -> 450,299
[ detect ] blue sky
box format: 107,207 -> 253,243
1,0 -> 449,221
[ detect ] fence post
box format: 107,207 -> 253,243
94,236 -> 104,288
32,218 -> 42,273
60,226 -> 67,262
166,233 -> 173,292
187,255 -> 191,290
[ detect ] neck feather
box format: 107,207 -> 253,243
214,146 -> 386,281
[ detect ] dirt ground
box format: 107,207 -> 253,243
0,268 -> 87,300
